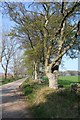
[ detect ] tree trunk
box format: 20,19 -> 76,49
4,61 -> 9,80
45,65 -> 59,89
46,71 -> 58,89
5,72 -> 7,79
34,61 -> 38,80
4,69 -> 7,80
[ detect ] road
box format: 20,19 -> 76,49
0,78 -> 31,119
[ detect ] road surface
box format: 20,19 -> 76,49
0,78 -> 31,119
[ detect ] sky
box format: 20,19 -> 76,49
0,2 -> 79,73
59,55 -> 78,71
0,0 -> 79,2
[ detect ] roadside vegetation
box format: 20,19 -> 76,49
0,76 -> 22,86
21,76 -> 80,118
0,77 -> 2,86
1,77 -> 15,85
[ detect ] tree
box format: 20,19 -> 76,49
1,32 -> 19,79
4,2 -> 80,88
23,44 -> 44,80
4,2 -> 45,80
12,49 -> 24,78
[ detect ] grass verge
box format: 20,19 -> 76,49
21,76 -> 80,118
0,76 -> 22,86
2,78 -> 15,85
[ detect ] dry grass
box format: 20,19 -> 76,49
21,77 -> 80,118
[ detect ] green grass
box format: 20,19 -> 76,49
0,76 -> 23,86
42,75 -> 80,88
2,78 -> 15,85
0,77 -> 16,86
0,77 -> 2,86
21,76 -> 80,118
21,78 -> 48,103
58,76 -> 80,88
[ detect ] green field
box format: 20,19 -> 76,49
58,76 -> 80,88
21,76 -> 80,118
42,75 -> 80,88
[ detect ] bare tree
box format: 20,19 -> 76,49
12,49 -> 26,79
1,33 -> 18,79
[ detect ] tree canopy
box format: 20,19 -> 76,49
2,2 -> 80,88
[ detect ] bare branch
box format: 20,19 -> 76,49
61,1 -> 64,15
28,2 -> 34,8
55,2 -> 80,36
45,46 -> 52,67
1,62 -> 6,71
50,37 -> 76,68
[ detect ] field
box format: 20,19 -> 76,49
21,76 -> 80,118
42,75 -> 80,88
58,76 -> 80,88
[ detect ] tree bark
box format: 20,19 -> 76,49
34,61 -> 38,80
4,65 -> 8,79
47,71 -> 58,89
45,63 -> 59,89
5,71 -> 7,79
1,62 -> 8,80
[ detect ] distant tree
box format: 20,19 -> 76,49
1,32 -> 19,79
23,45 -> 43,80
11,49 -> 27,79
4,2 -> 44,80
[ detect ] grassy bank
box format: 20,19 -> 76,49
21,76 -> 80,118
